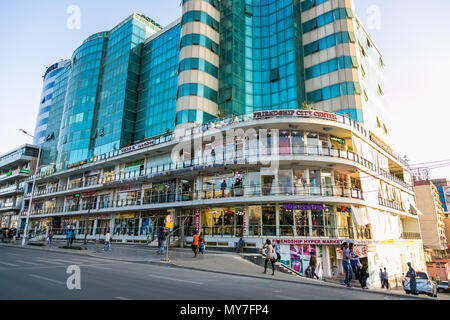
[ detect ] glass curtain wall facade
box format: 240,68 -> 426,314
136,23 -> 181,140
40,64 -> 71,166
218,0 -> 305,117
33,61 -> 71,145
57,34 -> 107,170
56,15 -> 161,170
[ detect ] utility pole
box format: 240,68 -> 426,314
19,130 -> 42,246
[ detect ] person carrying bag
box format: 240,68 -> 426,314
261,239 -> 276,276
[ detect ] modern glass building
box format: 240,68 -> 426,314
20,1 -> 426,287
33,60 -> 71,146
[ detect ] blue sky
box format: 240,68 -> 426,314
0,0 -> 449,179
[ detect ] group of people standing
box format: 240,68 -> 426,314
341,242 -> 369,289
379,267 -> 390,289
191,232 -> 205,258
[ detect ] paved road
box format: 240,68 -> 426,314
0,246 -> 428,300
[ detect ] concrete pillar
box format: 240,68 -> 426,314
243,206 -> 249,237
138,217 -> 142,236
308,210 -> 313,237
276,204 -> 280,236
92,219 -> 98,236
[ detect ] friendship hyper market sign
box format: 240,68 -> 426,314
253,109 -> 338,121
273,239 -> 378,245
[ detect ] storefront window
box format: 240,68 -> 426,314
261,171 -> 275,196
321,169 -> 333,196
117,190 -> 141,206
311,210 -> 325,237
78,219 -> 94,235
248,205 -> 262,236
293,170 -> 307,196
294,209 -> 309,236
310,169 -> 321,195
307,132 -> 319,155
247,171 -> 260,196
319,134 -> 330,155
279,131 -> 291,155
278,170 -> 293,195
292,131 -> 305,155
262,206 -> 276,236
96,219 -> 110,235
201,208 -> 223,236
113,218 -> 139,236
279,208 -> 294,236
336,206 -> 353,238
99,194 -> 111,208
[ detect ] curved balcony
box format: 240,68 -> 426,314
26,185 -> 363,217
26,144 -> 411,201
28,111 -> 410,182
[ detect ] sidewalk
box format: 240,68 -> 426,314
0,241 -> 428,300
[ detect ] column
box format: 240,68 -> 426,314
308,210 -> 313,237
275,204 -> 280,237
243,206 -> 249,237
138,217 -> 142,236
92,219 -> 98,236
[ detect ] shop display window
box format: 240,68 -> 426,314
262,206 -> 276,236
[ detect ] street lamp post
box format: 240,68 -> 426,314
19,129 -> 42,246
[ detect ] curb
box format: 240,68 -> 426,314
0,243 -> 430,300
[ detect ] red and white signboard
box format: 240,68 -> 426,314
242,207 -> 247,235
194,208 -> 201,233
253,109 -> 338,121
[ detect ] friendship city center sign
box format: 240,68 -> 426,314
253,109 -> 338,121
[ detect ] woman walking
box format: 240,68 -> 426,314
262,239 -> 275,276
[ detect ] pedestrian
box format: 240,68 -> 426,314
47,228 -> 53,245
273,242 -> 281,264
349,243 -> 359,276
407,262 -> 418,295
70,228 -> 76,246
380,268 -> 386,288
383,267 -> 389,289
104,230 -> 111,251
262,239 -> 275,276
192,232 -> 199,258
158,227 -> 166,255
221,180 -> 227,198
66,229 -> 72,247
341,242 -> 353,288
308,251 -> 319,280
199,232 -> 205,255
358,263 -> 369,289
236,237 -> 245,253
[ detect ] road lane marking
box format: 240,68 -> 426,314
29,274 -> 65,285
16,260 -> 42,266
4,253 -> 20,256
36,258 -> 64,265
275,295 -> 297,300
85,265 -> 113,270
115,296 -> 131,300
148,274 -> 203,285
0,261 -> 19,267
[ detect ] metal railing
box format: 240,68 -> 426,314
401,232 -> 421,240
378,197 -> 403,211
26,146 -> 411,199
183,225 -> 362,239
26,185 -> 363,216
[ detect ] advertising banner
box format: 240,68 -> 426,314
444,186 -> 450,211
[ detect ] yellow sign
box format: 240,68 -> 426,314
165,221 -> 174,229
119,213 -> 135,219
